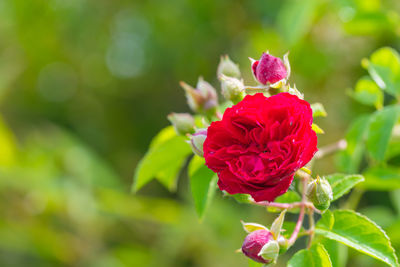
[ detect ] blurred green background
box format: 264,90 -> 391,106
0,0 -> 400,266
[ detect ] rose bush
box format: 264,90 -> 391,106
203,92 -> 318,202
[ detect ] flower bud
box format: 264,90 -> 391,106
190,129 -> 207,156
219,74 -> 245,104
217,55 -> 241,78
306,176 -> 333,212
180,78 -> 218,114
250,52 -> 288,85
241,230 -> 279,264
167,113 -> 195,135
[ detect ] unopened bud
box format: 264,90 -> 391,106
217,55 -> 241,78
190,129 -> 207,156
180,77 -> 218,114
241,230 -> 279,264
306,176 -> 333,212
219,74 -> 245,104
167,113 -> 195,135
251,52 -> 288,85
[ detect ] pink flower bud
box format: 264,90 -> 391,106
241,229 -> 275,264
251,53 -> 288,85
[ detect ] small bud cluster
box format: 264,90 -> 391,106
168,51 -> 296,157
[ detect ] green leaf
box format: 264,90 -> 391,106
325,173 -> 364,201
132,127 -> 192,192
361,166 -> 400,190
311,103 -> 327,117
288,243 -> 332,267
248,259 -> 263,267
315,210 -> 399,267
367,47 -> 400,97
335,116 -> 370,173
188,156 -> 218,219
360,206 -> 396,229
350,76 -> 383,109
366,105 -> 400,161
319,239 -> 348,267
267,191 -> 301,213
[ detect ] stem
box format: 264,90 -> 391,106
253,201 -> 320,213
307,209 -> 315,249
307,139 -> 347,170
288,176 -> 308,246
314,139 -> 347,160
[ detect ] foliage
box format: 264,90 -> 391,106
1,0 -> 400,266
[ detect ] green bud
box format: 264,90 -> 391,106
306,176 -> 333,212
167,113 -> 195,135
189,129 -> 207,156
217,55 -> 241,78
219,74 -> 245,104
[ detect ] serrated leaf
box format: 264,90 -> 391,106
288,243 -> 332,267
350,76 -> 383,109
312,123 -> 325,134
188,156 -> 218,219
315,210 -> 399,267
335,116 -> 370,173
311,103 -> 327,117
361,166 -> 400,190
367,47 -> 400,97
366,105 -> 400,161
325,173 -> 364,201
132,127 -> 192,192
319,238 -> 348,267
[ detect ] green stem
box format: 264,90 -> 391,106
307,209 -> 315,249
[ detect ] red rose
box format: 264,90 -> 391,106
251,53 -> 287,85
203,93 -> 317,202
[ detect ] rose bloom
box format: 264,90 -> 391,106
203,92 -> 317,202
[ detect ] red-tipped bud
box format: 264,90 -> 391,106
241,230 -> 278,264
251,53 -> 288,85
